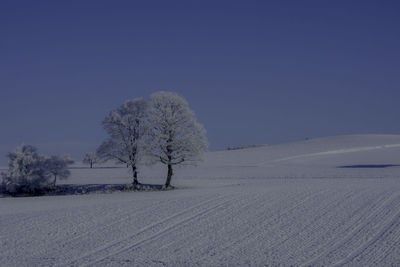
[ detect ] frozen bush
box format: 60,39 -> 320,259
1,145 -> 74,195
1,145 -> 52,194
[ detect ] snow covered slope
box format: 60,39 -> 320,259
1,134 -> 400,266
174,134 -> 400,182
204,134 -> 400,166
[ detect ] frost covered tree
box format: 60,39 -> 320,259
83,152 -> 99,168
1,145 -> 52,194
44,156 -> 74,186
145,91 -> 208,188
97,98 -> 147,186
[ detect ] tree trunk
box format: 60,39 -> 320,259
53,175 -> 57,187
165,164 -> 173,188
90,162 -> 93,168
165,142 -> 173,188
131,165 -> 139,186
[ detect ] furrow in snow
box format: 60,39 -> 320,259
332,196 -> 400,266
304,191 -> 400,266
67,194 -> 233,266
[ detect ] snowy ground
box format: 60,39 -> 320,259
1,134 -> 400,266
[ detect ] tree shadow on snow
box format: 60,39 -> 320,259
338,164 -> 400,169
0,183 -> 167,198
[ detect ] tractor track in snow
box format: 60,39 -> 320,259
195,187 -> 331,263
331,193 -> 400,266
217,188 -> 360,265
303,190 -> 400,266
66,194 -> 235,266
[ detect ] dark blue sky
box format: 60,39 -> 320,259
1,0 -> 400,162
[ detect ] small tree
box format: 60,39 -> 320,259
1,145 -> 52,194
83,152 -> 99,168
145,91 -> 208,188
45,156 -> 74,186
97,98 -> 147,186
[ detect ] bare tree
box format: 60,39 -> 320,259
97,98 -> 147,186
83,152 -> 99,168
45,155 -> 74,186
145,91 -> 208,188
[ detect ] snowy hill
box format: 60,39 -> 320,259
204,134 -> 400,166
173,134 -> 400,182
1,134 -> 400,266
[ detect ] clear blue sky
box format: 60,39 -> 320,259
1,0 -> 399,163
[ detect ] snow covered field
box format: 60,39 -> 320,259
1,134 -> 400,266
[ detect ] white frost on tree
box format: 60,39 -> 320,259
1,145 -> 52,194
145,91 -> 208,188
1,146 -> 75,194
83,152 -> 99,168
97,98 -> 147,186
45,155 -> 74,187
